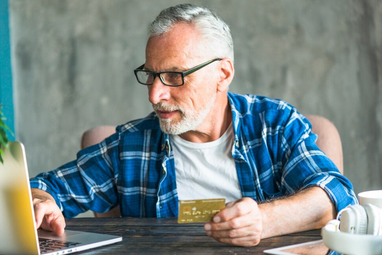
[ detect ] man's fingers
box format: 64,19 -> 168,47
207,223 -> 257,238
205,209 -> 257,232
206,221 -> 262,247
52,217 -> 66,236
204,197 -> 264,247
44,214 -> 66,236
206,219 -> 261,247
214,197 -> 256,223
34,201 -> 48,229
212,234 -> 261,247
33,199 -> 65,236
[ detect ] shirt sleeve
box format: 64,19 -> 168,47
29,130 -> 121,218
281,111 -> 357,213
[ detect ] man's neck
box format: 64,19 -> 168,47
179,96 -> 232,143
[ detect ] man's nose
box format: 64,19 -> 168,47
148,76 -> 171,104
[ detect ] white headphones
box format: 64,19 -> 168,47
322,203 -> 382,255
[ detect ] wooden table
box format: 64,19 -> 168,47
65,217 -> 326,254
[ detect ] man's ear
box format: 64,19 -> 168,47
217,58 -> 234,92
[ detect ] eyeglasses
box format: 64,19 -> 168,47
134,58 -> 222,87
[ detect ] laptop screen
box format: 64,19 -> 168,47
0,142 -> 40,254
0,142 -> 122,255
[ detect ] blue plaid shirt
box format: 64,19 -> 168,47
30,92 -> 357,218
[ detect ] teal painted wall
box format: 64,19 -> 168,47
0,0 -> 15,141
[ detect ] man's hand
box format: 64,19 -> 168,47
204,197 -> 263,247
31,188 -> 66,236
204,187 -> 335,247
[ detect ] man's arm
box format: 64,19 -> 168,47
29,129 -> 122,218
204,186 -> 335,247
31,188 -> 66,236
260,186 -> 335,237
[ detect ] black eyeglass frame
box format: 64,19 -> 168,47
134,58 -> 223,87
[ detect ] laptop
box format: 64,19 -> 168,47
0,141 -> 122,254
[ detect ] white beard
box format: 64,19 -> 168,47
153,93 -> 216,135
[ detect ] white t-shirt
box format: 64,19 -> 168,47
170,124 -> 242,202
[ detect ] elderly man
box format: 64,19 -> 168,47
31,4 -> 356,247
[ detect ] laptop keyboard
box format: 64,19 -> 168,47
39,238 -> 81,254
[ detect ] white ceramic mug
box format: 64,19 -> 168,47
358,190 -> 382,209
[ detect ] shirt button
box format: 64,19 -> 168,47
236,141 -> 239,147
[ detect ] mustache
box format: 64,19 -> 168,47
152,103 -> 182,113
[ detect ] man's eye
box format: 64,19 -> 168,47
139,71 -> 154,83
164,73 -> 181,82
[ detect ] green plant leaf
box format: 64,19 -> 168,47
0,148 -> 4,164
0,105 -> 11,164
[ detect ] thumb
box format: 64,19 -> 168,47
212,200 -> 240,222
225,200 -> 238,208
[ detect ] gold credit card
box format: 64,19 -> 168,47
178,198 -> 226,224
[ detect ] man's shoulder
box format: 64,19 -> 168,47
229,92 -> 311,147
228,92 -> 296,116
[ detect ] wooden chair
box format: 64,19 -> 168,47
81,115 -> 343,217
305,115 -> 343,174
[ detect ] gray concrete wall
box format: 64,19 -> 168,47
9,0 -> 382,197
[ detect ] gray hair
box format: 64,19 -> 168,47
149,4 -> 234,63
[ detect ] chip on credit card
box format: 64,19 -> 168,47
178,198 -> 226,224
